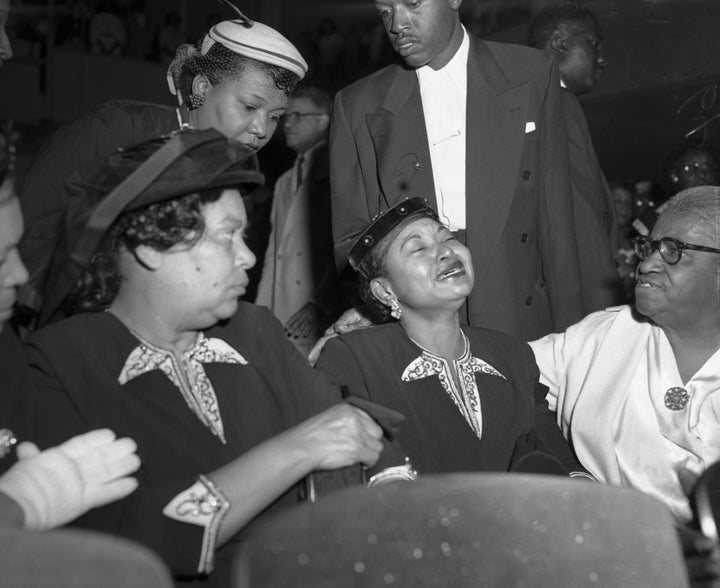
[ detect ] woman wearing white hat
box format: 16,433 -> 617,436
18,11 -> 309,327
165,15 -> 308,149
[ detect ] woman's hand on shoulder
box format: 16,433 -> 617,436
308,307 -> 372,365
289,404 -> 383,471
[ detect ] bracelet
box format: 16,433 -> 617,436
569,471 -> 597,482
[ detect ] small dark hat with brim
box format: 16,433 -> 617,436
348,197 -> 438,271
40,128 -> 264,326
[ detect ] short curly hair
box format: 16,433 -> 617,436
662,185 -> 720,229
169,42 -> 300,102
62,187 -> 224,316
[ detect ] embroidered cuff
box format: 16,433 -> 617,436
162,475 -> 231,574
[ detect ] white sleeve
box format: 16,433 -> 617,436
528,331 -> 567,413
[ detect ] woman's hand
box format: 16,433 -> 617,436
284,302 -> 320,340
289,404 -> 383,470
0,429 -> 140,530
308,307 -> 372,364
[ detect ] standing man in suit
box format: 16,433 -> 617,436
256,86 -> 348,355
529,1 -> 625,312
330,0 -> 584,340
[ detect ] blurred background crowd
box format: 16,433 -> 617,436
3,1 -> 720,293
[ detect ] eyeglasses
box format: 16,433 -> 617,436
633,235 -> 720,265
282,112 -> 325,123
678,161 -> 718,174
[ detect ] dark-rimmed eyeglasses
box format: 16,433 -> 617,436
282,112 -> 325,123
633,235 -> 720,265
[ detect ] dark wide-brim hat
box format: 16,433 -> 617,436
40,128 -> 264,326
348,197 -> 438,271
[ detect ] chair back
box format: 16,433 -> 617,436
235,473 -> 689,588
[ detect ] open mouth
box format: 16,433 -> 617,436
436,261 -> 466,281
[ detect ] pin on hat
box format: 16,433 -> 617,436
348,197 -> 438,271
166,3 -> 307,103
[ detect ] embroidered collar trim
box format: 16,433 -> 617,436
401,331 -> 506,439
118,332 -> 248,443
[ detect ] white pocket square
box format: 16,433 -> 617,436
525,121 -> 536,133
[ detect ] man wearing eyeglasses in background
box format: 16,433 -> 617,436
634,141 -> 720,237
256,86 -> 349,356
529,185 -> 720,534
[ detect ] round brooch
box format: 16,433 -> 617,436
664,387 -> 690,411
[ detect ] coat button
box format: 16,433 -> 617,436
602,211 -> 608,221
522,170 -> 531,180
520,233 -> 528,243
525,296 -> 533,306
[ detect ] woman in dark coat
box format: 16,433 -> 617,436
23,129 -> 383,586
316,198 -> 586,478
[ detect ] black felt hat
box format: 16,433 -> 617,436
347,197 -> 437,271
40,128 -> 264,326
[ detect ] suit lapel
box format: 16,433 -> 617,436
466,38 -> 530,279
366,67 -> 436,211
364,38 -> 532,272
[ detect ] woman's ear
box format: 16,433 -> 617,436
191,74 -> 211,99
370,277 -> 395,307
132,244 -> 163,271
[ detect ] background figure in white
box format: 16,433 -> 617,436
256,86 -> 348,356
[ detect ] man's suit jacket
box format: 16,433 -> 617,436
330,35 -> 584,340
563,89 -> 625,312
256,142 -> 348,327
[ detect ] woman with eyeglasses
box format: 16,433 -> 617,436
530,185 -> 720,524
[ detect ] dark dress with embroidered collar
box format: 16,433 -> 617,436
316,322 -> 572,474
24,302 -> 340,587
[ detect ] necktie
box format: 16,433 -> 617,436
295,155 -> 304,192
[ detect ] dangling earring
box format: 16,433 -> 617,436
389,298 -> 402,320
187,93 -> 205,110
